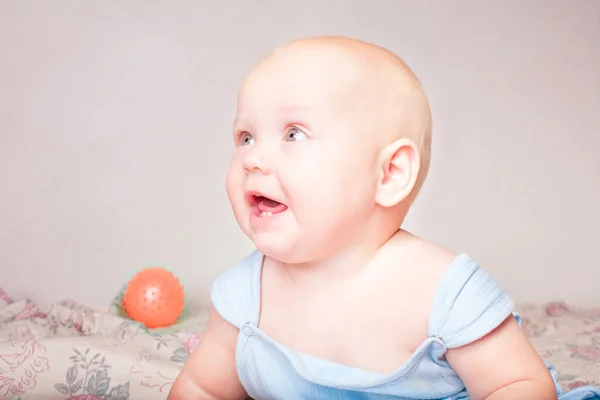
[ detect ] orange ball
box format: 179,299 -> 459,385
122,267 -> 185,328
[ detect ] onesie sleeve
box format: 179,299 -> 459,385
429,254 -> 515,349
210,251 -> 262,329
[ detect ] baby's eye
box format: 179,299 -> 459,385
284,127 -> 308,142
239,132 -> 254,146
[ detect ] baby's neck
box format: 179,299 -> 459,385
274,227 -> 402,287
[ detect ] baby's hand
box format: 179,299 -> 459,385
446,316 -> 557,400
168,306 -> 247,400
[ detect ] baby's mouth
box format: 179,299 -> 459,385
249,194 -> 288,218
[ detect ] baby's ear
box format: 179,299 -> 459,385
375,138 -> 420,208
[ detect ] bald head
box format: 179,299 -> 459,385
239,36 -> 432,196
273,36 -> 418,83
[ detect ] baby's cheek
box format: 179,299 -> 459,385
294,186 -> 353,229
225,173 -> 236,201
225,170 -> 246,222
284,156 -> 360,209
225,162 -> 243,198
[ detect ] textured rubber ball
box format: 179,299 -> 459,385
122,267 -> 185,328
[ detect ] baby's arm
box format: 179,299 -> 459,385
167,306 -> 247,400
446,315 -> 556,400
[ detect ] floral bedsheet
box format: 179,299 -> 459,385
0,287 -> 208,400
0,287 -> 598,400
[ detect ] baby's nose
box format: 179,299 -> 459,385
242,148 -> 271,175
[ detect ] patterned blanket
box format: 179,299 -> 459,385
0,288 -> 598,399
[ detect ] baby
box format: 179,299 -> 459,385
169,36 -> 560,399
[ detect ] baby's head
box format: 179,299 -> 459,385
226,36 -> 432,264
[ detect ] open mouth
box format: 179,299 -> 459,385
247,193 -> 288,218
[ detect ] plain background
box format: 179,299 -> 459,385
1,0 -> 598,309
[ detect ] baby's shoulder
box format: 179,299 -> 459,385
385,231 -> 505,305
385,231 -> 515,347
384,230 -> 458,286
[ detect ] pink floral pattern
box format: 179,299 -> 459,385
180,332 -> 202,355
0,340 -> 49,397
0,289 -> 12,306
0,287 -> 598,398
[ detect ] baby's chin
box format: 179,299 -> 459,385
250,233 -> 309,264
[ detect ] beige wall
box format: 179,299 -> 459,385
1,0 -> 598,309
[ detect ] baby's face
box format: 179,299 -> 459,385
226,45 -> 383,263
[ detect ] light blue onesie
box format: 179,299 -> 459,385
211,250 -> 600,400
